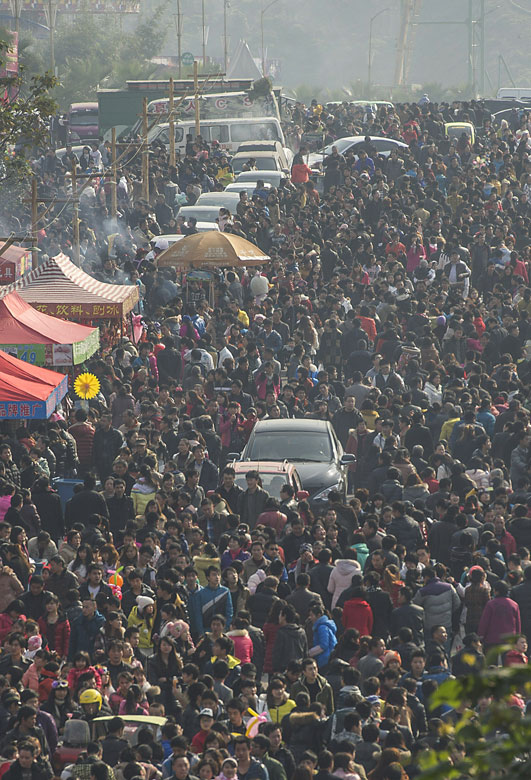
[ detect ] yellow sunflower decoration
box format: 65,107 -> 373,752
74,372 -> 100,400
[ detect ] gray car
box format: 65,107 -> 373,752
237,418 -> 355,504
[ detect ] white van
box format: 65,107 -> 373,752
497,87 -> 531,102
147,117 -> 285,156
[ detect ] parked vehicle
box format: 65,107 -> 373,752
68,102 -> 99,142
231,151 -> 288,174
497,87 -> 531,101
237,419 -> 355,504
444,121 -> 475,146
148,116 -> 285,156
229,460 -> 305,500
196,191 -> 242,212
235,170 -> 286,187
307,135 -> 408,169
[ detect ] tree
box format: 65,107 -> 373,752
0,35 -> 56,187
419,643 -> 531,780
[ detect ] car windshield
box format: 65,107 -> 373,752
233,157 -> 278,173
71,113 -> 98,126
318,138 -> 357,156
246,431 -> 333,462
234,472 -> 291,498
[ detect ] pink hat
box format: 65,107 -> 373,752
28,636 -> 42,651
383,650 -> 401,667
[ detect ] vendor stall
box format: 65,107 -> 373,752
156,231 -> 269,269
0,349 -> 68,419
0,291 -> 99,366
0,253 -> 138,320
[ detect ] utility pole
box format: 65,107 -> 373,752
368,7 -> 389,98
47,0 -> 56,74
261,0 -> 280,77
479,0 -> 485,96
10,0 -> 21,35
111,127 -> 117,218
142,97 -> 149,202
31,178 -> 38,270
202,0 -> 206,68
71,162 -> 80,267
194,60 -> 200,137
467,0 -> 473,94
176,0 -> 182,79
223,0 -> 228,74
169,77 -> 176,168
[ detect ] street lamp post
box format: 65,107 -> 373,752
261,0 -> 280,77
202,0 -> 206,68
368,7 -> 388,98
223,0 -> 229,74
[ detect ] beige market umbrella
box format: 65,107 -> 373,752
157,231 -> 269,269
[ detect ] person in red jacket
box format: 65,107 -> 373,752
291,153 -> 313,184
494,515 -> 517,560
342,585 -> 374,636
505,634 -> 529,667
38,593 -> 70,659
68,408 -> 94,474
478,580 -> 521,649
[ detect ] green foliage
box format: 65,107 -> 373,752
418,646 -> 531,780
0,38 -> 57,187
51,3 -> 170,110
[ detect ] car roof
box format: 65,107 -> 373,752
236,141 -> 283,151
225,182 -> 272,192
326,135 -> 406,145
197,192 -> 241,202
236,170 -> 283,180
252,419 -> 332,432
178,206 -> 220,214
232,151 -> 283,159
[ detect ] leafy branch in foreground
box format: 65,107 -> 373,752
419,643 -> 531,780
0,38 -> 57,186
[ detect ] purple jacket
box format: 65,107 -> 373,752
478,596 -> 521,646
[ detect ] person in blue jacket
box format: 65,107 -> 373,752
189,565 -> 233,637
308,603 -> 337,668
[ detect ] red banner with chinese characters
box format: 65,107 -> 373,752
33,302 -> 123,319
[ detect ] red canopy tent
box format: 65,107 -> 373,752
0,253 -> 138,320
0,350 -> 68,419
0,292 -> 99,365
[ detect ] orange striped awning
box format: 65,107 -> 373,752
0,253 -> 138,320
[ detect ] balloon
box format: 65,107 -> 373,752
245,708 -> 269,738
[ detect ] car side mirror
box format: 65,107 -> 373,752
340,454 -> 356,464
227,453 -> 240,461
296,490 -> 310,500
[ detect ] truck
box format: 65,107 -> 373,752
98,78 -> 255,139
68,102 -> 99,143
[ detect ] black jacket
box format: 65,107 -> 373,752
272,623 -> 308,672
32,487 -> 64,541
390,603 -> 425,646
509,517 -> 531,550
4,761 -> 52,780
511,580 -> 531,642
365,587 -> 393,639
387,514 -> 424,551
65,488 -> 109,528
309,563 -> 335,608
428,519 -> 458,566
101,734 -> 129,767
247,586 -> 280,628
332,408 -> 363,447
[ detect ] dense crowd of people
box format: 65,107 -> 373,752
0,95 -> 530,780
